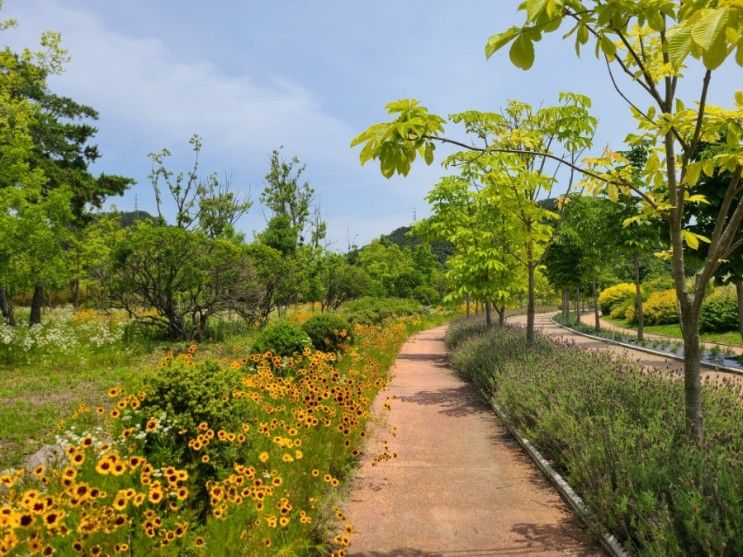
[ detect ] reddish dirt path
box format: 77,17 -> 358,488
345,325 -> 599,557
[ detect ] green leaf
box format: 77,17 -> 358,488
525,0 -> 550,20
666,25 -> 692,66
423,142 -> 435,165
691,8 -> 730,51
509,33 -> 535,69
599,35 -> 616,58
485,27 -> 520,59
684,163 -> 701,186
682,230 -> 699,250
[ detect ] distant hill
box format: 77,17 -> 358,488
119,210 -> 157,227
351,226 -> 453,265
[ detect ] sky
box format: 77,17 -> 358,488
2,0 -> 740,249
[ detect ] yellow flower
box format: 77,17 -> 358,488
259,451 -> 269,463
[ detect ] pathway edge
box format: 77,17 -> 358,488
550,315 -> 743,377
488,399 -> 631,557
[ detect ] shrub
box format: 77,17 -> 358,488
301,313 -> 354,352
609,297 -> 633,319
701,287 -> 739,332
643,275 -> 675,292
449,321 -> 743,555
445,315 -> 489,351
340,296 -> 422,324
642,289 -> 679,325
412,284 -> 441,305
598,283 -> 636,314
250,319 -> 311,357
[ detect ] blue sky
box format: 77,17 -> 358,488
3,0 -> 739,249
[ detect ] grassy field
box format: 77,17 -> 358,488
0,318 -> 256,470
602,316 -> 743,346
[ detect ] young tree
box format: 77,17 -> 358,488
352,94 -> 596,343
484,0 -> 743,443
149,135 -> 250,235
260,147 -> 322,246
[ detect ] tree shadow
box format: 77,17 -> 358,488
396,352 -> 449,366
398,385 -> 489,417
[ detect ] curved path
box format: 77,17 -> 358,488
577,312 -> 743,355
345,325 -> 599,557
508,312 -> 742,388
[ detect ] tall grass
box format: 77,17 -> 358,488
447,317 -> 743,556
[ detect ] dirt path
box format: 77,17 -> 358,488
345,325 -> 598,557
509,312 -> 743,388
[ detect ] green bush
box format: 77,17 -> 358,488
445,315 -> 489,351
449,321 -> 743,555
412,284 -> 441,305
609,297 -> 634,319
598,283 -> 636,314
301,313 -> 354,352
643,275 -> 675,292
643,289 -> 679,325
250,319 -> 311,357
340,296 -> 423,324
701,287 -> 739,332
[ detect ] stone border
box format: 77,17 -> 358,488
489,400 -> 631,557
550,316 -> 743,377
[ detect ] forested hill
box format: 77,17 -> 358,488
378,226 -> 453,264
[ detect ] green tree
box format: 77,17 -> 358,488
149,134 -> 251,235
260,147 -> 322,246
484,0 -> 743,442
352,94 -> 596,343
110,223 -> 260,340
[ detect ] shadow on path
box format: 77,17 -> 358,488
398,385 -> 488,417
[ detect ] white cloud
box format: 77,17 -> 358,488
3,0 -> 355,169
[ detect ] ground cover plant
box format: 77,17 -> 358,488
447,317 -> 743,556
0,310 -> 448,556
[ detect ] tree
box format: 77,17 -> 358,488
149,135 -> 250,235
0,9 -> 134,321
354,0 -> 742,443
352,94 -> 596,343
483,0 -> 743,443
416,175 -> 524,326
260,147 -> 322,246
109,223 -> 260,340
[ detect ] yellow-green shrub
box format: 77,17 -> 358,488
643,289 -> 679,325
609,298 -> 633,319
700,287 -> 739,332
598,283 -> 636,315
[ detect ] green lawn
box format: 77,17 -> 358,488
603,316 -> 743,347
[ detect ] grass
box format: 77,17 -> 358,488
602,316 -> 743,346
0,326 -> 259,470
447,317 -> 743,556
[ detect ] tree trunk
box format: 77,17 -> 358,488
0,287 -> 16,326
592,277 -> 600,331
736,281 -> 743,343
634,251 -> 644,342
465,294 -> 470,317
678,300 -> 704,445
485,300 -> 493,327
526,262 -> 536,345
575,288 -> 581,325
71,279 -> 81,308
29,285 -> 43,325
561,288 -> 569,321
496,305 -> 505,325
